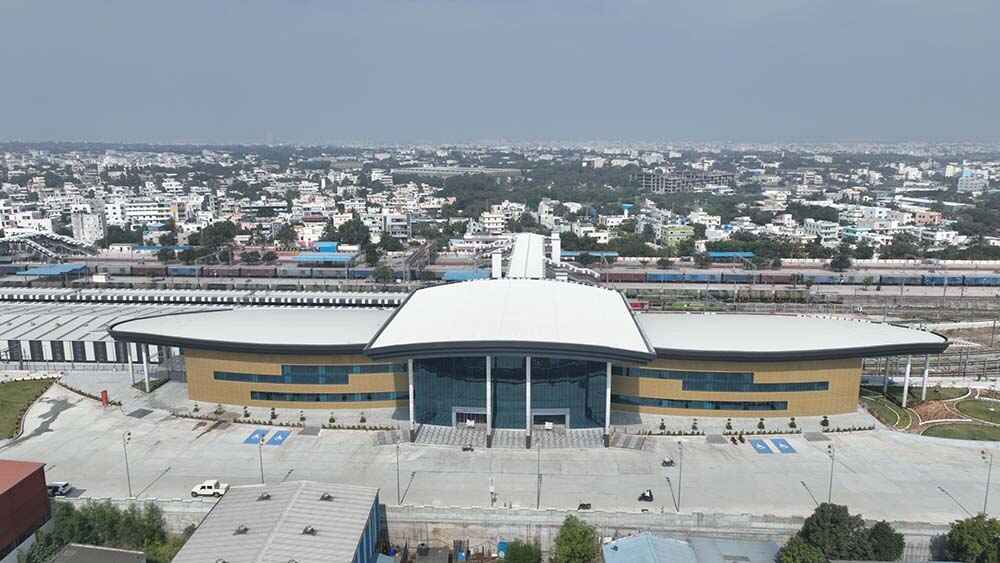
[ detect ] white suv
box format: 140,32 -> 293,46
191,479 -> 230,497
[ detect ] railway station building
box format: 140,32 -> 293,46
110,278 -> 948,446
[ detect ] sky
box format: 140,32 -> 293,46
1,0 -> 997,145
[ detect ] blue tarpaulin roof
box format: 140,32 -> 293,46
706,251 -> 754,258
16,263 -> 88,276
442,269 -> 490,281
293,252 -> 356,264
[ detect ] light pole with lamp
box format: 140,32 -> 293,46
983,449 -> 994,514
827,445 -> 835,503
396,442 -> 401,505
122,431 -> 133,498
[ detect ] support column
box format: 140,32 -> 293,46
141,344 -> 151,394
901,355 -> 912,408
485,356 -> 492,448
921,354 -> 930,401
604,362 -> 612,448
525,355 -> 532,449
127,344 -> 135,386
408,359 -> 415,442
882,356 -> 891,395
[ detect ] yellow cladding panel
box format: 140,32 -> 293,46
611,357 -> 862,417
183,349 -> 408,409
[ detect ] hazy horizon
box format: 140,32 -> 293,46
2,1 -> 998,145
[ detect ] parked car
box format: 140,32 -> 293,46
191,479 -> 230,497
47,482 -> 72,497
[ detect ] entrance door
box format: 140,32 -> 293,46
455,410 -> 487,426
533,413 -> 567,427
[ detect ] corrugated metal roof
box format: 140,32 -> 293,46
507,233 -> 546,279
172,481 -> 377,563
15,263 -> 88,276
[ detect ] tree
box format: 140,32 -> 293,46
867,521 -> 904,561
373,264 -> 395,283
380,236 -> 404,252
158,231 -> 177,247
274,224 -> 298,249
552,515 -> 598,563
240,250 -> 261,265
776,536 -> 826,563
576,252 -> 598,266
194,221 -> 238,248
320,220 -> 339,242
946,514 -> 1000,562
656,257 -> 674,269
261,251 -> 279,264
797,503 -> 874,560
338,217 -> 371,245
364,244 -> 381,266
505,540 -> 542,563
156,248 -> 175,263
830,254 -> 852,272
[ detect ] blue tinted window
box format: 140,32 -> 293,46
250,391 -> 407,402
611,394 -> 787,411
612,367 -> 827,393
214,363 -> 405,385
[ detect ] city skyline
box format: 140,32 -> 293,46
2,0 -> 998,144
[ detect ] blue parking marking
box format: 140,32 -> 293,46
771,438 -> 796,454
266,430 -> 291,446
750,438 -> 773,454
244,429 -> 269,445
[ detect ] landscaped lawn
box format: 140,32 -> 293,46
862,397 -> 900,427
922,423 -> 1000,441
884,385 -> 967,406
957,400 -> 1000,424
0,379 -> 54,438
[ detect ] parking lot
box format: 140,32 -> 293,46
2,383 -> 998,524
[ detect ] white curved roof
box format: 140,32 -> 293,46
366,279 -> 656,362
110,308 -> 394,353
635,313 -> 948,360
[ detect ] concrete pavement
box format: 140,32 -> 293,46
2,384 -> 999,524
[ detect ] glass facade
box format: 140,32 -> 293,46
612,394 -> 788,411
529,358 -> 606,429
412,355 -> 607,429
614,367 -> 828,392
250,390 -> 407,402
413,357 -> 486,426
491,355 -> 525,429
215,363 -> 405,385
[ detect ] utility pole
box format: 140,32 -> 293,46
677,441 -> 684,512
122,431 -> 133,498
827,444 -> 835,503
258,436 -> 265,484
984,450 -> 994,515
535,446 -> 542,509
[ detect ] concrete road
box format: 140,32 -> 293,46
2,385 -> 998,524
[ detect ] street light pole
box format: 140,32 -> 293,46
827,445 -> 835,503
396,442 -> 401,505
983,450 -> 994,515
258,436 -> 265,484
122,431 -> 133,498
677,441 -> 684,512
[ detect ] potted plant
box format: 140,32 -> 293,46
789,417 -> 797,429
757,418 -> 765,431
725,418 -> 733,431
